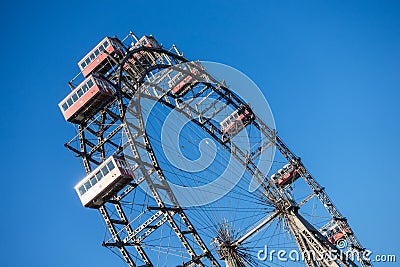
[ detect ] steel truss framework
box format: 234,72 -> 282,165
64,32 -> 371,267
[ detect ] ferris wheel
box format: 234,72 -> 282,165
59,31 -> 372,267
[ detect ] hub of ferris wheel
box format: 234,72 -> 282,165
58,30 -> 372,267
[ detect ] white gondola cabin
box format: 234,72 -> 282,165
59,75 -> 115,124
320,220 -> 352,247
74,156 -> 134,208
78,37 -> 125,77
220,106 -> 254,139
124,36 -> 161,70
136,35 -> 160,48
168,68 -> 199,96
270,162 -> 301,187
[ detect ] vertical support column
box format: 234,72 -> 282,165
78,124 -> 91,173
99,206 -> 136,267
113,202 -> 153,266
98,111 -> 107,162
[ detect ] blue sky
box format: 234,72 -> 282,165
1,0 -> 399,266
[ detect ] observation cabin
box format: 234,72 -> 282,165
59,75 -> 115,124
169,68 -> 200,96
124,35 -> 161,70
270,162 -> 301,187
132,35 -> 160,49
220,105 -> 254,140
75,156 -> 134,208
78,37 -> 125,78
320,221 -> 352,246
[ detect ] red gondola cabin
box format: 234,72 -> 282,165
59,75 -> 115,124
136,35 -> 160,48
271,163 -> 301,187
124,36 -> 161,70
78,37 -> 125,77
320,221 -> 352,247
75,156 -> 134,208
220,106 -> 254,139
169,68 -> 200,96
